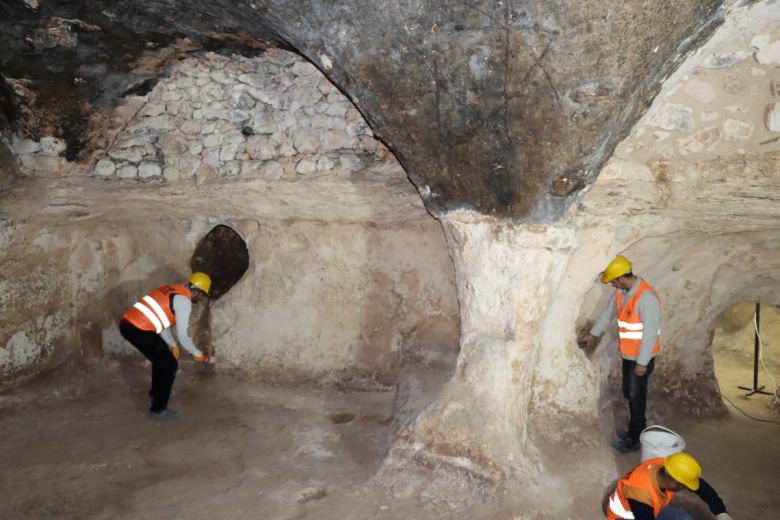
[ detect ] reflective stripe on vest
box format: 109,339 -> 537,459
615,279 -> 661,358
605,458 -> 673,520
133,295 -> 172,333
122,284 -> 190,333
608,490 -> 634,519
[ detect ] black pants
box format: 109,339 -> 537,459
119,319 -> 177,413
622,357 -> 655,444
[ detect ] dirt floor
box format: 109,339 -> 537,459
1,340 -> 779,520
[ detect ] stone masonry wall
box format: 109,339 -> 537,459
8,48 -> 395,181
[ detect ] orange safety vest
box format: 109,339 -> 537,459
616,279 -> 661,359
122,284 -> 191,333
606,457 -> 674,520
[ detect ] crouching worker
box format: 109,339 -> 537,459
606,452 -> 733,520
119,272 -> 216,421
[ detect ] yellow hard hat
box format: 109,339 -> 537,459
601,255 -> 632,284
188,272 -> 211,295
664,452 -> 701,491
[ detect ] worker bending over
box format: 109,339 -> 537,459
120,272 -> 215,421
606,452 -> 733,520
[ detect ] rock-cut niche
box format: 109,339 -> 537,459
190,225 -> 249,299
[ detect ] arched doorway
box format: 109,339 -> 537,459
711,302 -> 780,420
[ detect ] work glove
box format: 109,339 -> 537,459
194,354 -> 216,364
169,346 -> 180,360
715,514 -> 733,520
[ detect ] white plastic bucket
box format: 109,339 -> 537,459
639,425 -> 685,462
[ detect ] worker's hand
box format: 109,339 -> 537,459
715,513 -> 733,520
634,364 -> 648,377
194,354 -> 216,364
169,346 -> 180,360
580,333 -> 596,348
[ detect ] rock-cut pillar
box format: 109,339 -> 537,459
385,213 -> 577,480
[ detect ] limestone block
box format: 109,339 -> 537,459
229,109 -> 251,122
222,161 -> 240,177
346,120 -> 369,137
317,155 -> 336,171
262,161 -> 284,180
291,129 -> 321,155
325,102 -> 349,117
239,160 -> 262,175
161,90 -> 182,102
645,103 -> 694,133
178,157 -> 201,178
11,135 -> 41,154
237,73 -> 265,89
278,142 -> 297,158
322,130 -> 354,151
201,84 -> 224,103
38,136 -> 66,155
201,122 -> 217,134
231,92 -> 256,111
117,164 -> 138,178
767,103 -> 780,133
246,136 -> 279,160
138,162 -> 162,178
203,133 -> 224,148
282,113 -> 297,128
326,117 -> 347,130
108,146 -> 144,163
311,114 -> 329,129
756,40 -> 780,66
723,119 -> 753,141
180,120 -> 202,135
158,133 -> 188,155
166,101 -> 183,116
20,155 -> 62,171
339,154 -> 363,172
682,79 -> 716,104
95,159 -> 116,176
210,72 -> 232,85
250,112 -> 279,134
291,60 -> 317,75
138,103 -> 166,117
126,115 -> 174,133
220,143 -> 239,162
202,149 -> 220,168
187,140 -> 203,155
163,165 -> 180,181
223,129 -> 246,145
176,76 -> 195,89
201,108 -> 229,121
677,127 -> 722,155
295,158 -> 317,174
318,81 -> 337,95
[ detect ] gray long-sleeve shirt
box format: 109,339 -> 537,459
159,294 -> 202,358
589,276 -> 661,366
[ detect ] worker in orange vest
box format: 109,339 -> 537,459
606,452 -> 733,520
580,256 -> 661,453
119,272 -> 215,421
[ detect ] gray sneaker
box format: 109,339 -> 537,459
149,409 -> 182,421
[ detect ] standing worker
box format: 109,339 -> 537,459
580,255 -> 661,453
119,272 -> 216,421
605,452 -> 733,520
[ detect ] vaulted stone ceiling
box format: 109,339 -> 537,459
1,0 -> 725,220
